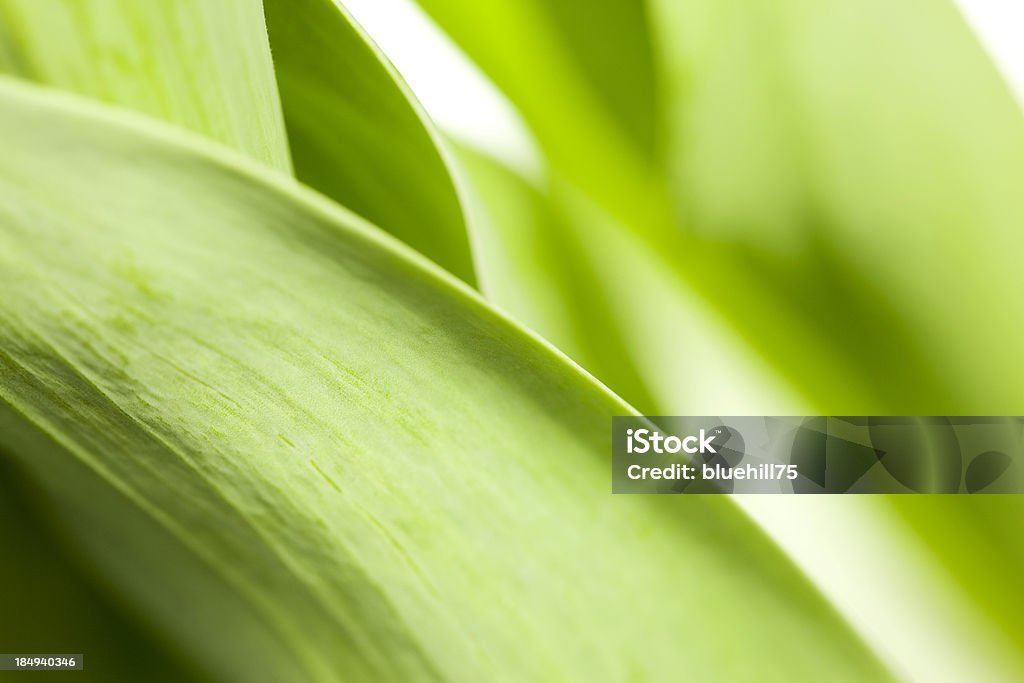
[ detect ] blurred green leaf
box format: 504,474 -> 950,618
0,457 -> 204,683
413,0 -> 659,157
263,0 -> 476,284
0,79 -> 891,682
0,0 -> 291,171
414,0 -> 670,234
454,143 -> 809,417
890,496 -> 1024,657
648,0 -> 1024,669
649,0 -> 1024,412
453,142 -> 657,413
422,0 -> 1024,413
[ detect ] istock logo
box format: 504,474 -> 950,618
626,428 -> 717,455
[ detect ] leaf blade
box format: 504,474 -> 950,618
263,0 -> 476,284
0,79 -> 892,683
0,0 -> 292,171
413,0 -> 669,235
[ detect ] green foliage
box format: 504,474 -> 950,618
0,0 -> 1022,680
0,0 -> 474,283
263,0 -> 475,283
650,0 -> 1024,412
0,0 -> 291,170
0,80 -> 889,681
416,0 -> 670,235
454,143 -> 658,413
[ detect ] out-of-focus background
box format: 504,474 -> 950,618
343,0 -> 1024,175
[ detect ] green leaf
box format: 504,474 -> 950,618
415,0 -> 658,160
0,0 -> 476,284
890,497 -> 1024,657
455,143 -> 809,417
0,457 -> 205,683
422,0 -> 1024,414
649,0 -> 1024,412
263,0 -> 476,284
646,0 -> 1024,669
453,142 -> 658,413
0,0 -> 292,171
429,5 -> 1024,674
0,79 -> 890,682
413,0 -> 670,234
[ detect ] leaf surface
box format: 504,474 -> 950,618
0,79 -> 890,683
0,0 -> 291,170
455,143 -> 810,417
263,0 -> 476,283
453,143 -> 658,413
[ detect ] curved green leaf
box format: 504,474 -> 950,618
650,0 -> 1024,412
0,0 -> 291,171
0,0 -> 475,284
429,4 -> 1024,674
422,0 -> 1024,413
263,0 -> 475,284
454,143 -> 809,418
0,79 -> 890,682
453,142 -> 658,414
